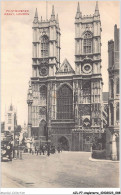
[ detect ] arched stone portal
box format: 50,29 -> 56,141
39,120 -> 47,137
58,136 -> 69,151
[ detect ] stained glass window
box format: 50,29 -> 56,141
57,85 -> 73,119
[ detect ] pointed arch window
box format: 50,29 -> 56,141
57,85 -> 73,119
41,35 -> 49,57
82,81 -> 91,103
83,32 -> 92,54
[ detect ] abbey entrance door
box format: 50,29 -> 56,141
58,136 -> 69,151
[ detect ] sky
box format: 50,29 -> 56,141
1,1 -> 120,125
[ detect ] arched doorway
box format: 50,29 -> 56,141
39,120 -> 47,137
58,136 -> 69,151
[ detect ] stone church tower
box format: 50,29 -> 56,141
27,2 -> 103,151
27,6 -> 60,140
74,1 -> 103,135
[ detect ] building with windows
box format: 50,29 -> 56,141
5,104 -> 17,132
27,2 -> 104,151
106,25 -> 120,160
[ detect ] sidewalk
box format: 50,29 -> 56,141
89,156 -> 120,163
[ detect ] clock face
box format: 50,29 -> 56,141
83,64 -> 92,74
39,67 -> 48,76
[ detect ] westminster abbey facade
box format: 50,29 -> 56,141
27,2 -> 104,151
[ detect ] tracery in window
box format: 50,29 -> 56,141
82,81 -> 91,103
57,85 -> 73,119
41,35 -> 49,58
83,32 -> 92,54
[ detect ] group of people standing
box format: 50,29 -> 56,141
30,144 -> 62,156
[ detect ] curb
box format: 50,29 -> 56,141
89,157 -> 120,163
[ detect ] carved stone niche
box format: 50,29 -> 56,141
79,104 -> 91,116
39,106 -> 46,115
39,58 -> 49,65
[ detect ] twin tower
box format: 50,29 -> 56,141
27,2 -> 103,151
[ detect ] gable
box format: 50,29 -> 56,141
57,58 -> 75,74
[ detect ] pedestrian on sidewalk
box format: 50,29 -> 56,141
39,145 -> 42,155
47,144 -> 50,156
32,147 -> 34,155
60,143 -> 62,152
57,145 -> 60,153
42,146 -> 45,155
35,146 -> 37,154
17,149 -> 19,159
30,148 -> 32,154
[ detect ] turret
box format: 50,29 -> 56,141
56,14 -> 59,27
50,5 -> 55,21
33,8 -> 38,23
9,104 -> 13,111
75,2 -> 82,19
94,1 -> 100,16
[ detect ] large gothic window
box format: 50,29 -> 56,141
41,35 -> 49,57
83,32 -> 92,54
57,85 -> 73,119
